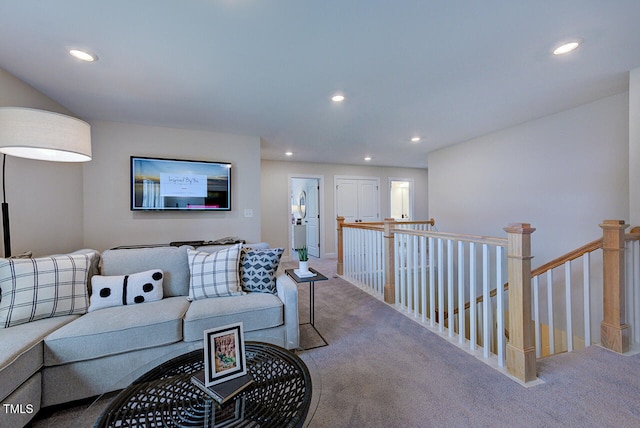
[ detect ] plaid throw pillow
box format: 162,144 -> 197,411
0,254 -> 91,328
187,245 -> 243,300
240,247 -> 284,294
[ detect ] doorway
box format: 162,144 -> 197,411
389,178 -> 414,220
290,176 -> 322,259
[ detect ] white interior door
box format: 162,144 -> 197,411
305,180 -> 320,258
336,178 -> 359,222
336,177 -> 379,223
358,180 -> 379,222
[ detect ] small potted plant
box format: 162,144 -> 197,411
297,246 -> 309,273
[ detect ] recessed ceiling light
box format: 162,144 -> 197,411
69,49 -> 98,62
364,156 -> 372,161
331,94 -> 345,102
285,151 -> 293,156
553,41 -> 580,55
411,136 -> 421,142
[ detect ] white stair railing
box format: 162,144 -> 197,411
338,218 -> 640,383
394,230 -> 508,366
342,225 -> 385,294
340,219 -> 435,296
530,242 -> 602,358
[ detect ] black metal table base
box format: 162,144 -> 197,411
285,268 -> 329,350
299,322 -> 328,350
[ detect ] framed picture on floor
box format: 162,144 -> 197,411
204,322 -> 247,386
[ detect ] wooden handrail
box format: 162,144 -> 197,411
391,228 -> 508,247
339,218 -> 435,232
625,231 -> 640,241
531,238 -> 602,278
340,222 -> 385,231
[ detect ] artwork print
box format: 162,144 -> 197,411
203,322 -> 247,386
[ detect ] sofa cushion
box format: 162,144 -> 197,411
239,247 -> 284,294
89,270 -> 164,312
0,315 -> 78,402
44,296 -> 189,366
187,245 -> 243,300
183,292 -> 283,342
100,246 -> 190,297
0,254 -> 91,328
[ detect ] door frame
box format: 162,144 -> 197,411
288,174 -> 324,261
388,177 -> 415,220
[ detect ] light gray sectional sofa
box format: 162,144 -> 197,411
0,243 -> 298,428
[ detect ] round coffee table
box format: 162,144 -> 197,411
94,342 -> 312,427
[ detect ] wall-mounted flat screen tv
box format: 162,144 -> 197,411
131,156 -> 231,211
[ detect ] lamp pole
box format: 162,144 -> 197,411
2,154 -> 10,257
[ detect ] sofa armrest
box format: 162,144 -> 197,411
275,273 -> 299,349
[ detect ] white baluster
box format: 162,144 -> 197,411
496,246 -> 505,367
547,270 -> 555,355
368,230 -> 374,290
344,228 -> 351,279
400,234 -> 407,310
421,236 -> 428,323
375,231 -> 384,294
626,240 -> 637,346
408,233 -> 413,312
482,244 -> 490,358
429,237 -> 436,327
565,261 -> 573,352
583,253 -> 591,347
358,229 -> 364,285
448,239 -> 454,337
458,241 -> 465,345
413,235 -> 419,318
470,242 -> 477,351
634,241 -> 640,344
438,238 -> 445,333
394,234 -> 400,306
534,275 -> 541,358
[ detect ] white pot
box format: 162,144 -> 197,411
299,261 -> 309,273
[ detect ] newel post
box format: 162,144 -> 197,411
337,216 -> 345,275
600,219 -> 630,353
383,218 -> 395,304
504,223 -> 537,383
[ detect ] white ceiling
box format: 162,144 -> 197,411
1,1 -> 640,168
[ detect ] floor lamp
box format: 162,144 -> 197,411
0,107 -> 92,257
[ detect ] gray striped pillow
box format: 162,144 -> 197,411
0,254 -> 91,328
187,244 -> 244,300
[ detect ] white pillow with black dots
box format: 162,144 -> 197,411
88,269 -> 164,312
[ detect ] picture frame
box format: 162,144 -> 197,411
203,322 -> 247,386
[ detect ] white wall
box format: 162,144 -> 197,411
261,160 -> 428,258
0,67 -> 85,256
83,121 -> 261,250
428,92 -> 629,268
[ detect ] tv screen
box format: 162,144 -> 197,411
130,156 -> 231,211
